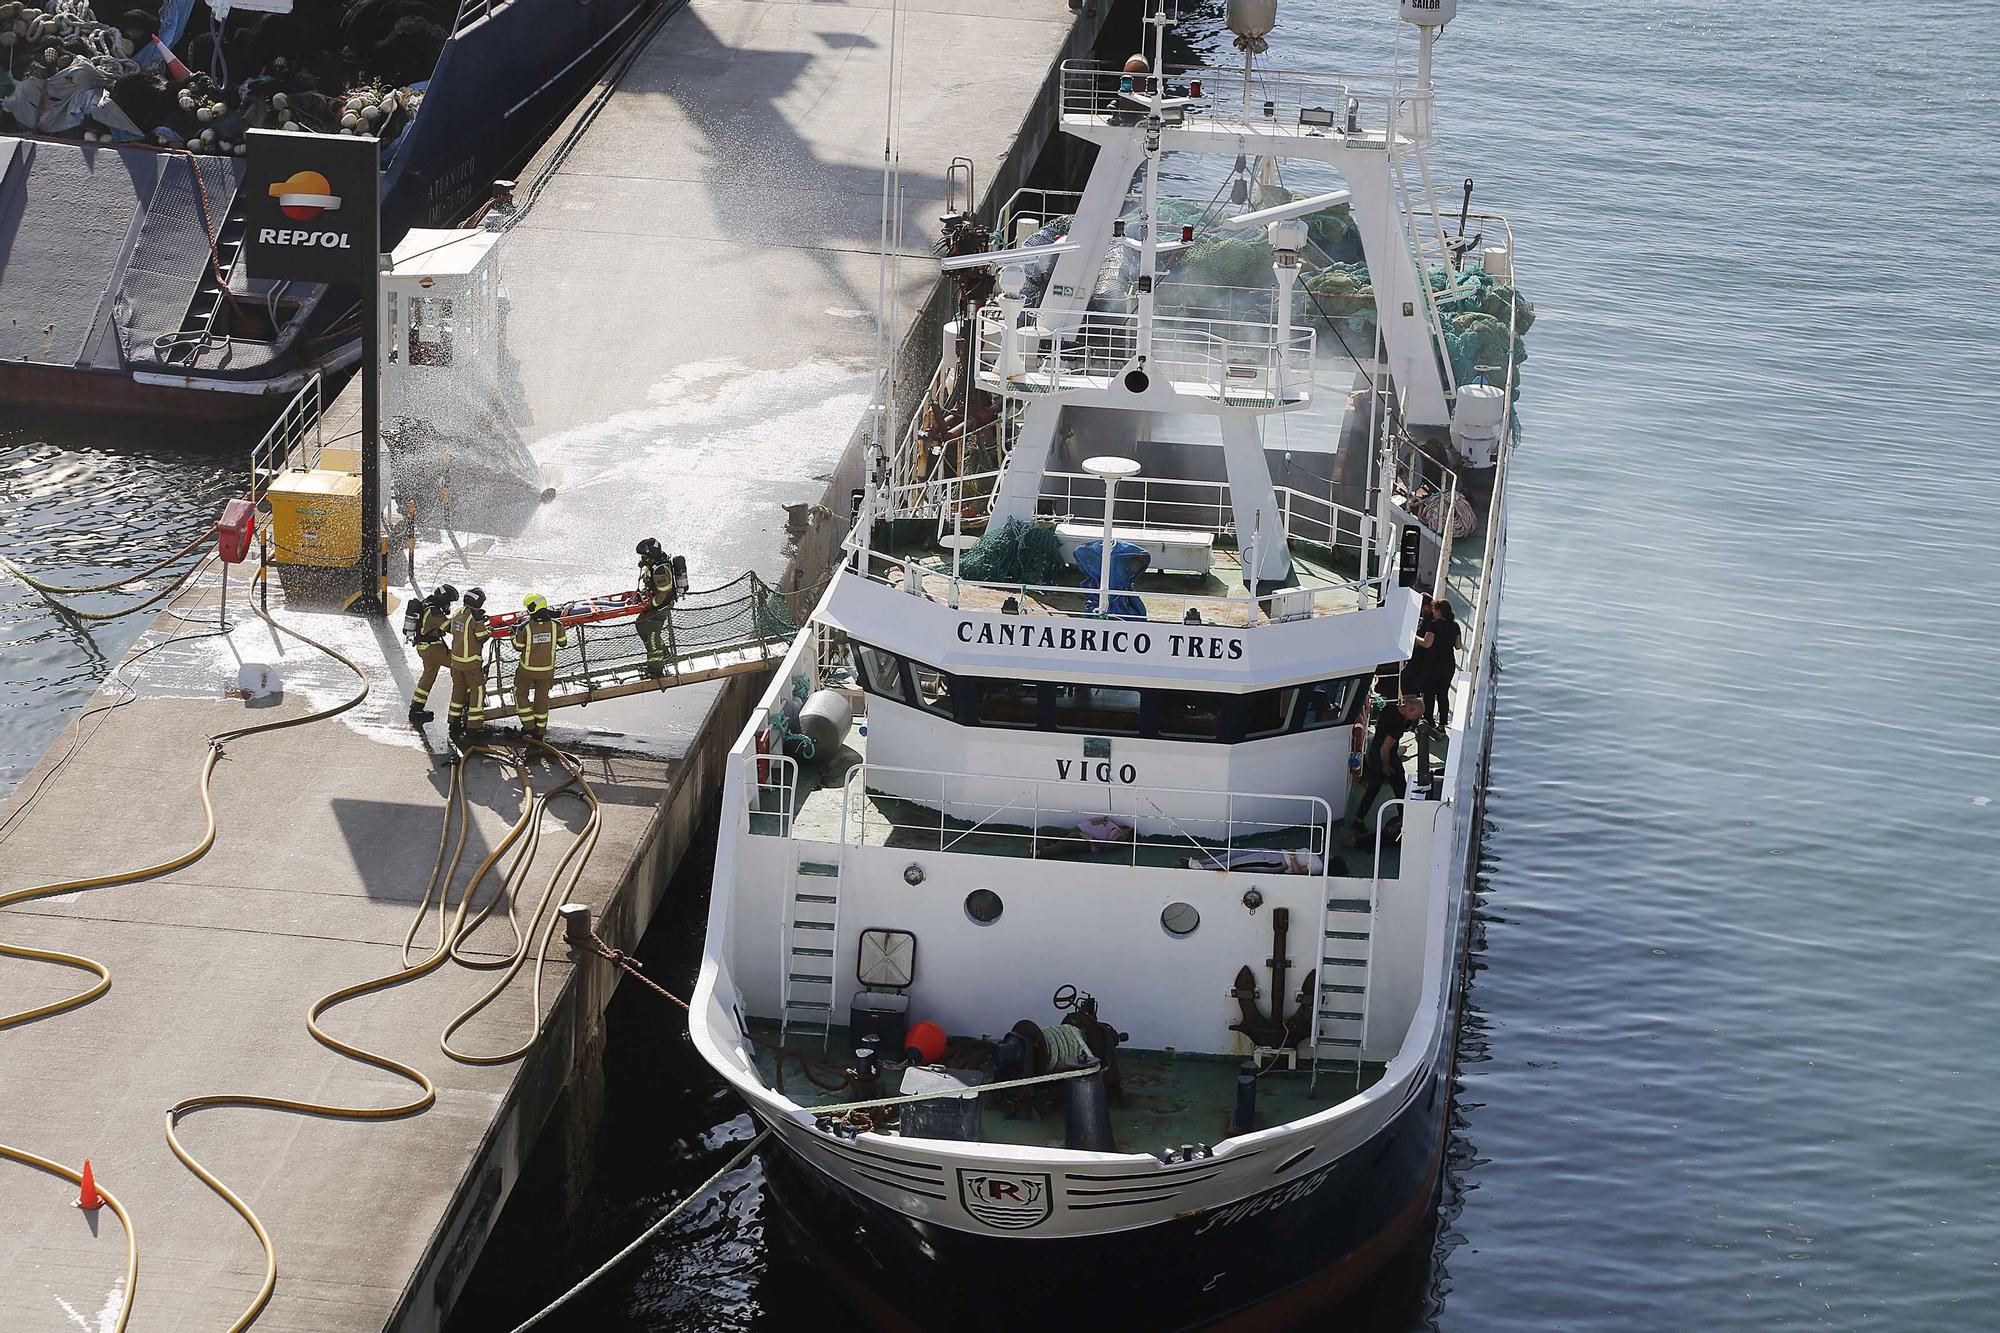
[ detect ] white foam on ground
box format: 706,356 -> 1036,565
119,358 -> 860,756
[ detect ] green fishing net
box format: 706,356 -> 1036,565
960,517 -> 1065,585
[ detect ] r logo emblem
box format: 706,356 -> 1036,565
959,1170 -> 1053,1230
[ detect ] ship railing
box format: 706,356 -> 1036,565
996,189 -> 1084,248
1034,470 -> 1375,553
972,307 -> 1315,407
1058,61 -> 1435,147
453,0 -> 502,34
857,544 -> 1389,629
888,356 -> 956,501
841,763 -> 1332,868
747,752 -> 799,838
875,469 -> 1378,556
247,371 -> 326,509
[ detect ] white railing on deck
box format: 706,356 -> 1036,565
859,545 -> 1385,628
974,308 -> 1314,407
1035,471 -> 1374,555
842,763 -> 1332,868
1057,62 -> 1435,147
996,189 -> 1083,247
748,752 -> 799,838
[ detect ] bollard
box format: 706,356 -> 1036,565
1063,1055 -> 1115,1152
1230,1059 -> 1258,1135
558,902 -> 593,949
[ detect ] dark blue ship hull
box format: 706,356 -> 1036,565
0,0 -> 664,417
381,0 -> 665,244
765,1057 -> 1450,1332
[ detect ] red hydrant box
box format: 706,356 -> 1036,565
216,498 -> 257,564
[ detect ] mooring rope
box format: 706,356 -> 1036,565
505,1129 -> 771,1333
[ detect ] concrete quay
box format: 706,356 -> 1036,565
0,1 -> 1108,1329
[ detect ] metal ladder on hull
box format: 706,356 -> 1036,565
1313,797 -> 1405,1083
1312,890 -> 1374,1081
780,853 -> 843,1048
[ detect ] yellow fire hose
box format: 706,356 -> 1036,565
0,1143 -> 139,1325
0,594 -> 369,1331
0,546 -> 608,1331
166,741 -> 566,1333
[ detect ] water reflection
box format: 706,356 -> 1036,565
0,413 -> 248,793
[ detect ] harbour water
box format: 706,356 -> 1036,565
5,0 -> 1997,1328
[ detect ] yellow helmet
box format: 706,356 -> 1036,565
523,593 -> 549,614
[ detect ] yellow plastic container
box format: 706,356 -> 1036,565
265,468 -> 362,567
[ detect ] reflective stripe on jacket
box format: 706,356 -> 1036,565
448,610 -> 490,664
511,618 -> 566,672
640,565 -> 673,611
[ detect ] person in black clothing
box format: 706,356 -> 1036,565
1401,598 -> 1434,699
1350,695 -> 1423,834
1415,598 -> 1461,727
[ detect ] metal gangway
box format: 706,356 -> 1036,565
479,572 -> 800,716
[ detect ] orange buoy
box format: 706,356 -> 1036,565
904,1020 -> 947,1065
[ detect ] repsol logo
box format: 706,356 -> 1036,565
256,228 -> 355,248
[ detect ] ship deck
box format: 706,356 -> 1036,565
746,1021 -> 1385,1154
883,530 -> 1373,627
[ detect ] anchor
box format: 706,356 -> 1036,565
1228,906 -> 1315,1050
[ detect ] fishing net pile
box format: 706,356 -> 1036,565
0,1 -> 447,154
958,517 -> 1066,586
1304,260 -> 1536,394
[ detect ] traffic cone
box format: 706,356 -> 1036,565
75,1159 -> 103,1211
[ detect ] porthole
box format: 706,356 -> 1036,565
965,889 -> 1004,925
1161,902 -> 1201,938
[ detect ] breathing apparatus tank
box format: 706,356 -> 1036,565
402,583 -> 459,645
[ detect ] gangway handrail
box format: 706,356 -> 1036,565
247,372 -> 327,507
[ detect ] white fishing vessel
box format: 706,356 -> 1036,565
690,1 -> 1528,1324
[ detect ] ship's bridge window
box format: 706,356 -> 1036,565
1242,686 -> 1299,740
853,644 -> 908,704
1298,675 -> 1371,730
909,660 -> 954,718
1052,683 -> 1142,735
1157,689 -> 1224,741
972,678 -> 1040,728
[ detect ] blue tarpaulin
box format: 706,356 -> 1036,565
160,0 -> 201,46
1073,539 -> 1148,619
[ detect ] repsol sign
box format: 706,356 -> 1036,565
955,619 -> 1245,662
255,228 -> 355,248
243,129 -> 377,285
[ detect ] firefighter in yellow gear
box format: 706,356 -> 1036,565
407,583 -> 458,726
446,587 -> 492,741
634,537 -> 684,679
511,593 -> 568,739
